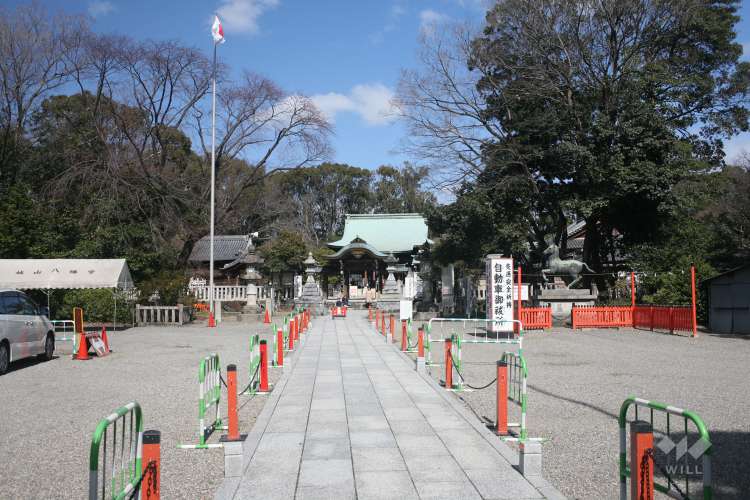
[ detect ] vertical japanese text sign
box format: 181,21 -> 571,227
486,254 -> 514,332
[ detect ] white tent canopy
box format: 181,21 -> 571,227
0,259 -> 134,290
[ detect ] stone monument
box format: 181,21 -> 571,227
537,243 -> 596,323
377,253 -> 402,312
295,252 -> 325,315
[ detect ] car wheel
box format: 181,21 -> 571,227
0,342 -> 8,375
39,333 -> 54,361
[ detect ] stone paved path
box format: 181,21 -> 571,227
217,312 -> 562,499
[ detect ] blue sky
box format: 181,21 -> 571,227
12,0 -> 750,169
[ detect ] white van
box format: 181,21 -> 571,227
0,289 -> 56,375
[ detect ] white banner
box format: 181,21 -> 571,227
486,255 -> 514,332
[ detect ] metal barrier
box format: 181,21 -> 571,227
517,307 -> 552,330
244,334 -> 261,395
633,305 -> 693,334
88,401 -> 145,499
572,305 -> 632,329
499,351 -> 527,441
619,396 -> 712,500
178,353 -> 225,449
425,318 -> 524,369
51,320 -> 75,341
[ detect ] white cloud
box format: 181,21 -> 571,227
391,4 -> 406,18
419,9 -> 450,36
312,84 -> 397,126
370,2 -> 408,45
88,1 -> 114,18
216,0 -> 279,35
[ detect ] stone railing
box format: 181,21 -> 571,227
136,304 -> 187,325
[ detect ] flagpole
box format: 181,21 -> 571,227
209,41 -> 217,320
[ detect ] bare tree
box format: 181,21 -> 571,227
0,3 -> 87,184
193,71 -> 332,228
394,24 -> 506,189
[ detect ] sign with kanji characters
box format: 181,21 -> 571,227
486,254 -> 514,332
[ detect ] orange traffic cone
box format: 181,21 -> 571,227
75,332 -> 90,360
101,327 -> 110,353
263,308 -> 271,324
208,312 -> 216,327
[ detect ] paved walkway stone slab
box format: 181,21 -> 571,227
217,312 -> 563,499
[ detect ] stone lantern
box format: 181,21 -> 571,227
295,252 -> 325,315
377,252 -> 402,312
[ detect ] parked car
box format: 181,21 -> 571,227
0,289 -> 56,375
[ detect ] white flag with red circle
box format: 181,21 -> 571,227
212,15 -> 225,44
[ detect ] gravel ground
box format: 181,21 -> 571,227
412,324 -> 750,499
0,317 -> 286,499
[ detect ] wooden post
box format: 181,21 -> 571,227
417,328 -> 424,358
141,430 -> 161,500
630,421 -> 654,500
444,337 -> 453,390
496,360 -> 508,435
276,329 -> 284,367
227,365 -> 239,441
630,272 -> 636,309
259,340 -> 269,392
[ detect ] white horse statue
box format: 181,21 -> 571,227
541,243 -> 594,288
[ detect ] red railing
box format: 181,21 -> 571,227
571,306 -> 633,329
518,307 -> 552,330
633,305 -> 692,333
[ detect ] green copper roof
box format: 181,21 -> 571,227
328,214 -> 431,253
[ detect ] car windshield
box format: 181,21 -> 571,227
1,293 -> 24,315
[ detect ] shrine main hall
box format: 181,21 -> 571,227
321,213 -> 431,304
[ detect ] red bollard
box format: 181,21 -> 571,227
444,337 -> 453,389
390,315 -> 395,341
381,314 -> 386,336
401,320 -> 407,351
630,421 -> 654,500
417,328 -> 424,358
289,321 -> 295,350
496,360 -> 508,435
259,340 -> 269,392
226,365 -> 240,440
276,328 -> 284,367
141,430 -> 161,499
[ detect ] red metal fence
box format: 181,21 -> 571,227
633,305 -> 692,333
571,306 -> 633,329
518,307 -> 552,330
571,304 -> 693,332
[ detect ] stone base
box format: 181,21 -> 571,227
538,288 -> 596,324
376,296 -> 401,312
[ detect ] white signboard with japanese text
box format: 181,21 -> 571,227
486,255 -> 514,332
